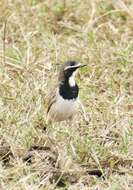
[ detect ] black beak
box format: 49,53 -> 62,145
77,64 -> 87,68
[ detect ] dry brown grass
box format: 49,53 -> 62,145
0,0 -> 133,189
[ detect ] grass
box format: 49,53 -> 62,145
0,0 -> 133,189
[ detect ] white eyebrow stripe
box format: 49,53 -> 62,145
64,64 -> 81,71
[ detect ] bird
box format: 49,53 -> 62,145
46,60 -> 87,123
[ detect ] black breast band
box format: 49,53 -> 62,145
59,81 -> 79,100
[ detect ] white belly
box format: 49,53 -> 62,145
48,94 -> 79,122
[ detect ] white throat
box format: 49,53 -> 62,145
69,73 -> 76,87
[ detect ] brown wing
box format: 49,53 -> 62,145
45,85 -> 58,114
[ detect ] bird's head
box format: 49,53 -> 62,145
58,60 -> 86,86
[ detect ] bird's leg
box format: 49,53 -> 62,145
66,119 -> 78,159
78,100 -> 90,124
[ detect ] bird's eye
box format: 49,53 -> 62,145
70,61 -> 76,66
